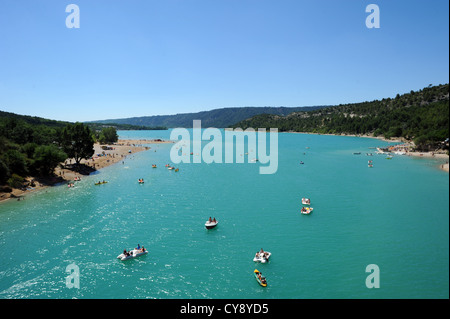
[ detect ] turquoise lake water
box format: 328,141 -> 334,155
0,130 -> 448,299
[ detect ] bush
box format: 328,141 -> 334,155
7,174 -> 24,189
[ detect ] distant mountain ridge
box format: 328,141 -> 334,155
89,106 -> 328,128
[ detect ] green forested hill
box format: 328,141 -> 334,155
91,106 -> 327,128
232,84 -> 449,150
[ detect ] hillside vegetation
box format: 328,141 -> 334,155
232,84 -> 449,151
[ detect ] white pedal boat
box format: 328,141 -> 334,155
205,220 -> 218,229
300,207 -> 314,215
301,198 -> 311,205
253,251 -> 271,263
117,249 -> 148,261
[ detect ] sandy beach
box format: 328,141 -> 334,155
406,151 -> 449,172
0,139 -> 173,203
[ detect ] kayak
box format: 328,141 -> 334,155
117,249 -> 148,261
95,181 -> 108,185
254,269 -> 267,287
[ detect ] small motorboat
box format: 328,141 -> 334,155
253,251 -> 271,263
300,207 -> 314,215
117,249 -> 148,261
205,219 -> 218,229
301,198 -> 311,205
254,269 -> 267,287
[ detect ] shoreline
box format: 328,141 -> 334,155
286,130 -> 406,143
288,131 -> 449,172
0,139 -> 173,203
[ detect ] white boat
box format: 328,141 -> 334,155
301,198 -> 311,205
117,249 -> 148,261
205,219 -> 218,229
253,251 -> 271,263
300,207 -> 314,215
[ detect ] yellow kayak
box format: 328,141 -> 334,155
254,269 -> 267,287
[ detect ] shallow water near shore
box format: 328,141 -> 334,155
0,130 -> 448,299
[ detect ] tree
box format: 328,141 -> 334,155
0,159 -> 10,184
60,123 -> 94,165
32,145 -> 67,176
99,127 -> 118,144
2,149 -> 28,177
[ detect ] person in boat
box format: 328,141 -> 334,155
141,246 -> 146,252
208,217 -> 212,223
136,244 -> 141,250
213,217 -> 216,223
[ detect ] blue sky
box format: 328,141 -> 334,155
0,0 -> 448,122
